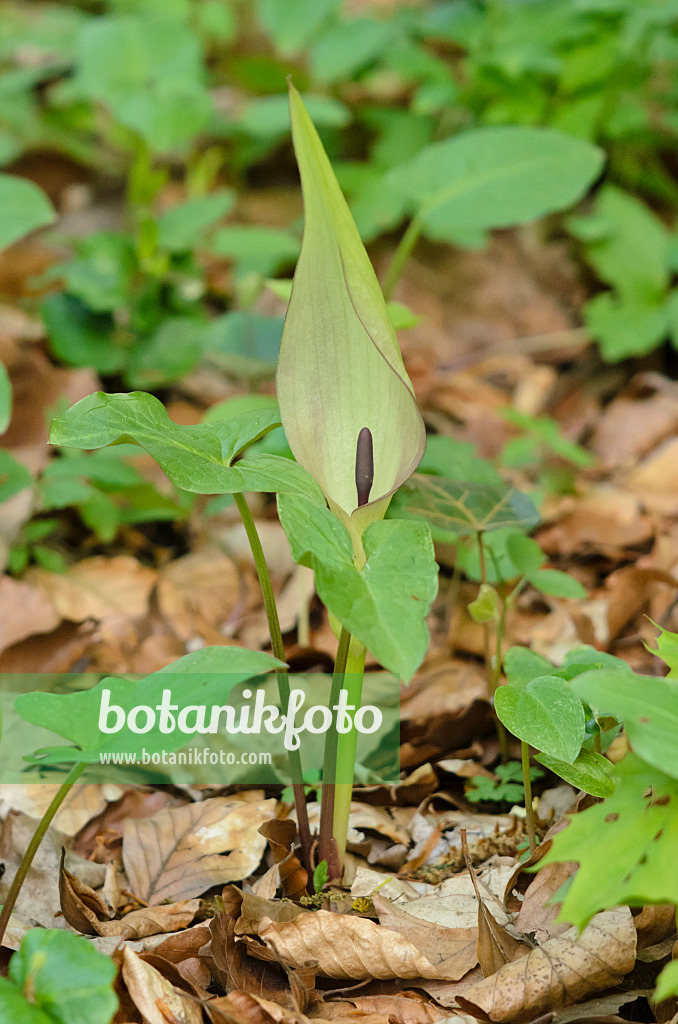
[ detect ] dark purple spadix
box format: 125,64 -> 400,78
355,427 -> 374,508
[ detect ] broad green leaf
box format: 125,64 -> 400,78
571,667 -> 678,780
0,449 -> 33,504
53,231 -> 135,312
539,754 -> 678,930
569,186 -> 668,300
386,127 -> 604,243
277,85 -> 425,535
494,676 -> 585,762
0,362 -> 12,434
202,312 -> 283,380
42,295 -> 125,375
506,532 -> 544,577
394,475 -> 539,537
417,436 -> 502,485
535,747 -> 615,797
6,929 -> 118,1024
530,569 -> 586,599
278,493 -> 437,681
239,94 -> 350,138
503,646 -> 553,690
309,18 -> 394,83
0,174 -> 55,251
256,0 -> 340,55
211,225 -> 300,277
49,392 -> 322,500
656,961 -> 678,1004
583,291 -> 668,360
16,646 -> 282,764
157,190 -> 234,251
127,317 -> 206,387
647,624 -> 678,677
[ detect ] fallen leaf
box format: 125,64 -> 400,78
259,819 -> 308,901
0,574 -> 60,654
27,555 -> 156,622
323,994 -> 447,1024
0,783 -> 122,836
122,946 -> 203,1024
456,908 -> 636,1023
537,489 -> 652,557
205,990 -> 314,1024
157,548 -> 242,642
260,901 -> 477,981
123,796 -> 276,903
515,861 -> 577,943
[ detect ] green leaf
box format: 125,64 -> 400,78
157,191 -> 235,251
277,85 -> 425,533
278,493 -> 437,681
539,754 -> 678,930
571,667 -> 678,781
386,127 -> 604,244
656,961 -> 678,1004
0,362 -> 10,434
211,226 -> 300,277
54,232 -> 135,312
468,583 -> 500,623
309,18 -> 394,83
4,928 -> 118,1024
503,646 -> 554,690
646,623 -> 678,677
583,291 -> 668,361
127,317 -> 206,387
494,676 -> 586,762
530,569 -> 587,599
0,174 -> 55,251
0,449 -> 33,504
506,532 -> 544,577
238,94 -> 350,138
569,186 -> 668,300
535,747 -> 615,798
256,0 -> 340,56
313,859 -> 329,892
417,436 -> 502,485
49,392 -> 322,500
42,295 -> 125,375
202,312 -> 283,380
393,475 -> 539,537
16,646 -> 282,764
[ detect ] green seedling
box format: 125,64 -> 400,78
466,761 -> 543,806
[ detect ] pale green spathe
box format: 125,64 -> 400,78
276,84 -> 425,529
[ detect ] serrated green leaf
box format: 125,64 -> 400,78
278,493 -> 437,681
49,392 -> 322,500
535,747 -> 615,797
647,624 -> 678,677
16,646 -> 282,764
6,929 -> 118,1024
495,676 -> 586,762
386,126 -> 604,244
539,754 -> 678,930
0,174 -> 55,251
394,474 -> 539,537
571,667 -> 678,780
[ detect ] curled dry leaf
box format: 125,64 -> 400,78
207,886 -> 297,1007
0,783 -> 122,836
122,946 -> 203,1024
456,908 -> 637,1023
323,993 -> 448,1024
205,990 -> 315,1024
60,851 -> 201,938
0,574 -> 60,654
157,549 -> 242,643
260,901 -> 477,981
123,795 -> 276,904
259,819 -> 308,901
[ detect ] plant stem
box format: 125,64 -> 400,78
331,642 -> 367,866
521,741 -> 537,854
0,762 -> 86,947
318,627 -> 351,876
382,214 -> 424,301
476,531 -> 509,761
233,493 -> 312,876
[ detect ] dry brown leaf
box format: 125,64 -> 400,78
157,549 -> 242,642
323,993 -> 447,1024
633,905 -> 677,950
456,908 -> 637,1023
591,389 -> 678,469
60,848 -> 200,938
624,436 -> 678,512
74,786 -> 176,861
123,795 -> 276,904
259,819 -> 308,901
0,575 -> 60,654
537,488 -> 652,557
260,901 -> 477,981
153,922 -> 212,964
0,783 -> 122,836
207,886 -> 296,1007
205,990 -> 315,1024
27,555 -> 156,622
515,861 -> 577,943
460,832 -> 528,978
122,946 -> 203,1024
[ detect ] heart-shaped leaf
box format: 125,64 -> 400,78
494,675 -> 586,762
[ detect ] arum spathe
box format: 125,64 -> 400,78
277,83 -> 425,546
